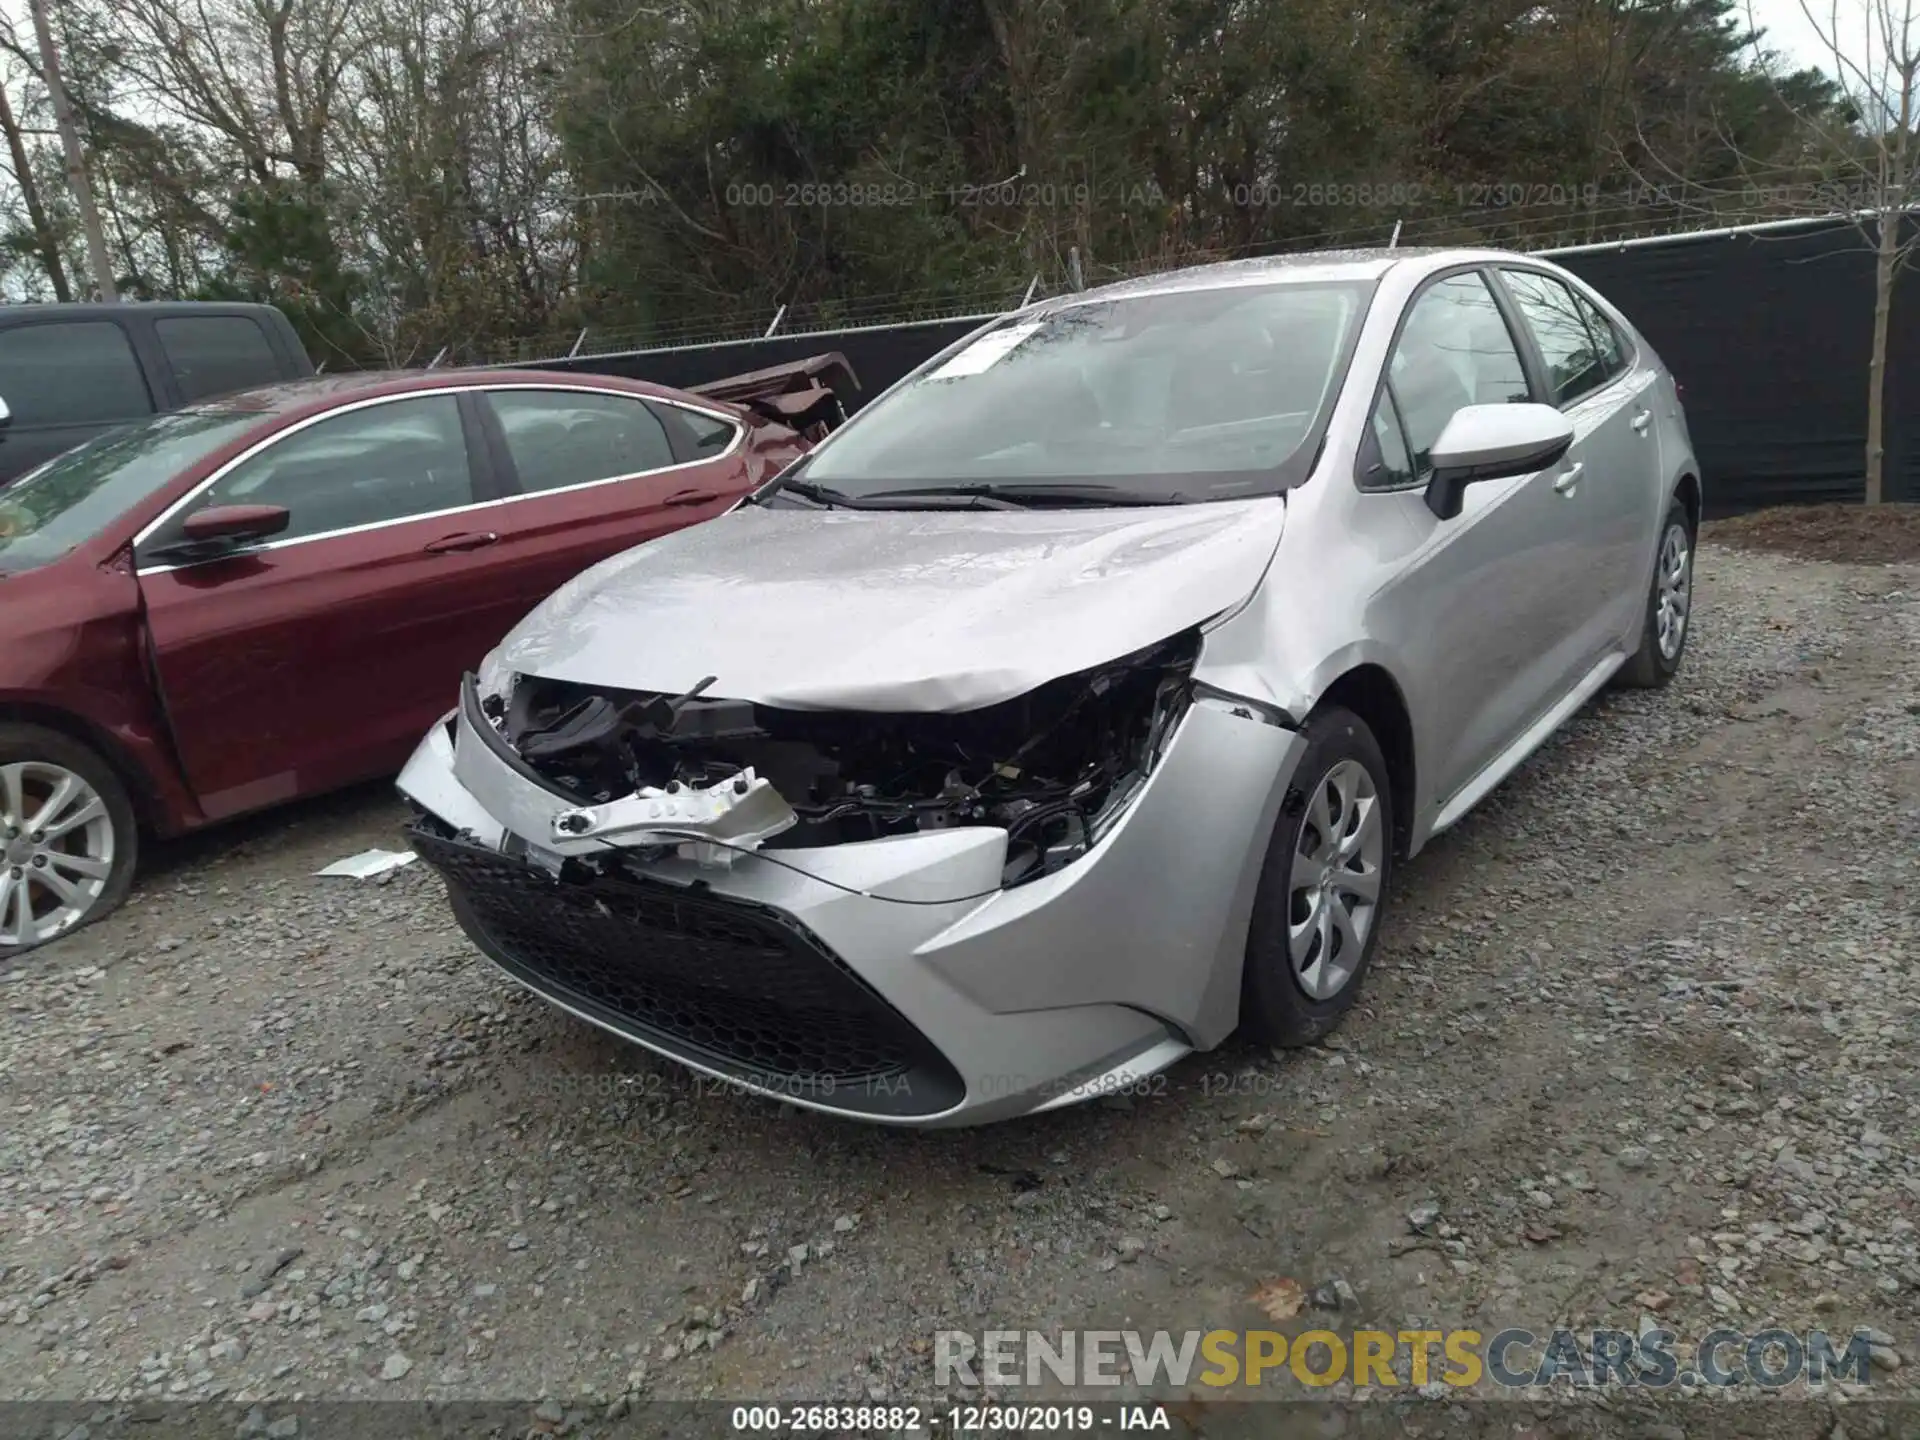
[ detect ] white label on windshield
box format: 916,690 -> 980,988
924,321 -> 1044,379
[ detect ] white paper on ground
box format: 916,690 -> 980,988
314,848 -> 419,879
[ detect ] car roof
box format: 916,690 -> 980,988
0,300 -> 291,323
179,367 -> 732,426
1062,246 -> 1528,306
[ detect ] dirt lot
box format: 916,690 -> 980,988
3,539 -> 1917,1436
1706,502 -> 1920,565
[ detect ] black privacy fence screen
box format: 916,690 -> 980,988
1551,214 -> 1920,513
518,214 -> 1920,514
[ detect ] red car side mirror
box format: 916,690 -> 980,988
181,504 -> 291,545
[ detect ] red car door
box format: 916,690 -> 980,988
465,383 -> 756,633
135,390 -> 527,819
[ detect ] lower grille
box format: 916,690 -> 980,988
412,826 -> 963,1117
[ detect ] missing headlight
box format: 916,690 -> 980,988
493,632 -> 1199,887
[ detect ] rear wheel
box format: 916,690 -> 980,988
1240,706 -> 1393,1048
0,725 -> 137,957
1617,498 -> 1694,689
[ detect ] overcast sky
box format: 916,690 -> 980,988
0,0 -> 1879,89
1744,0 -> 1887,76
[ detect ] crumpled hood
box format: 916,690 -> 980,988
494,498 -> 1286,710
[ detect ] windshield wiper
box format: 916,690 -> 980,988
854,482 -> 1188,508
755,476 -> 858,509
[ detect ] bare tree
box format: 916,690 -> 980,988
0,67 -> 72,300
1754,0 -> 1920,503
328,0 -> 579,360
26,0 -> 113,299
95,0 -> 369,189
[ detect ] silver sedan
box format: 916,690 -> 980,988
400,246 -> 1699,1126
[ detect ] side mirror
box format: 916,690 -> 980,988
1423,403 -> 1574,521
148,504 -> 290,565
0,393 -> 12,429
181,503 -> 291,546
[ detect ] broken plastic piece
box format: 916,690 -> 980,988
315,848 -> 418,879
687,353 -> 858,436
549,767 -> 797,867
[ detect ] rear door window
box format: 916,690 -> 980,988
485,388 -> 679,493
157,316 -> 284,403
652,402 -> 740,460
1569,290 -> 1629,384
0,321 -> 152,427
1501,269 -> 1614,406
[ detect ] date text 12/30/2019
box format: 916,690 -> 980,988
727,1403 -> 1173,1433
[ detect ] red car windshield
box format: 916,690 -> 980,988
0,408 -> 261,575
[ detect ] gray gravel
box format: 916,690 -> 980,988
2,543 -> 1916,1426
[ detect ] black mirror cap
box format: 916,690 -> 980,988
1422,433 -> 1575,521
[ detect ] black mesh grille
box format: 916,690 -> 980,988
412,826 -> 962,1117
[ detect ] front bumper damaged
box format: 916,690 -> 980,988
398,679 -> 1307,1126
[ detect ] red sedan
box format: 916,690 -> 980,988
0,363 -> 834,953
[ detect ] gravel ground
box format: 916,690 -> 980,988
2,542 -> 1916,1436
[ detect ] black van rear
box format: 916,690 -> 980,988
0,302 -> 314,484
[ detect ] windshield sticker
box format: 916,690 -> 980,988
924,321 -> 1046,380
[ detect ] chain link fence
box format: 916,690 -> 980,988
461,176 -> 1902,369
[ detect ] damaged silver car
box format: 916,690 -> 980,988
400,247 -> 1701,1125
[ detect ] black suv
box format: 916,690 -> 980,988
0,302 -> 314,485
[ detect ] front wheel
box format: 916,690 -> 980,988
1617,498 -> 1694,689
0,724 -> 138,957
1240,706 -> 1394,1048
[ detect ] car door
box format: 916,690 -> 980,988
1495,267 -> 1660,659
135,390 -> 523,819
1357,269 -> 1597,809
0,319 -> 157,485
467,383 -> 749,633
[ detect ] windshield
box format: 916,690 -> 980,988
792,279 -> 1373,503
0,408 -> 263,574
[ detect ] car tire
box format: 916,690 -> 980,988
1240,706 -> 1394,1049
0,724 -> 138,957
1617,497 -> 1695,689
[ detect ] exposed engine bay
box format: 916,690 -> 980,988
483,631 -> 1199,887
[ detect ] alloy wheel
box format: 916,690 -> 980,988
1287,758 -> 1385,1001
1655,521 -> 1692,662
0,761 -> 117,949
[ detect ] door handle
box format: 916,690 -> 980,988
1552,462 -> 1584,496
1630,409 -> 1652,434
662,487 -> 723,508
424,531 -> 498,553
